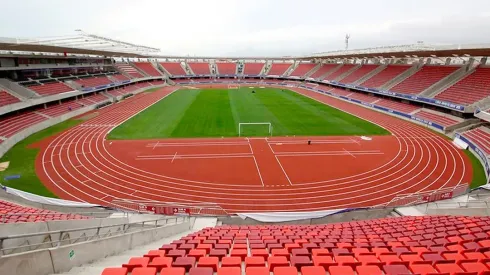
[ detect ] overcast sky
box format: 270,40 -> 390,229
1,0 -> 490,57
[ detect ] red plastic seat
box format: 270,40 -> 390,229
217,267 -> 240,275
132,267 -> 157,275
230,249 -> 248,260
271,248 -> 291,260
188,267 -> 213,275
461,262 -> 489,274
197,257 -> 219,271
148,257 -> 172,271
335,255 -> 359,267
172,257 -> 196,272
209,249 -> 227,259
290,255 -> 312,269
312,255 -> 335,268
166,250 -> 186,261
268,256 -> 290,271
251,248 -> 269,260
122,257 -> 149,272
245,256 -> 266,268
246,267 -> 270,275
301,266 -> 326,275
329,265 -> 354,275
101,267 -> 128,275
273,266 -> 298,275
221,257 -> 241,268
160,267 -> 186,275
383,264 -> 411,275
356,265 -> 382,275
188,249 -> 206,260
436,263 -> 465,274
144,250 -> 166,260
409,263 -> 437,275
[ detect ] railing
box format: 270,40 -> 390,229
0,216 -> 189,255
111,199 -> 229,216
382,183 -> 469,207
0,211 -> 125,224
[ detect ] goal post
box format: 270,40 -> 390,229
238,122 -> 272,137
228,84 -> 240,89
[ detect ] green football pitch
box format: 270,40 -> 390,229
108,87 -> 390,139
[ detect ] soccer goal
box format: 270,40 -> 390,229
238,122 -> 272,137
228,84 -> 240,89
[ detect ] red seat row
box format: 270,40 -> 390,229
339,65 -> 379,83
133,62 -> 163,77
0,90 -> 21,107
462,127 -> 490,155
289,63 -> 317,77
309,64 -> 339,79
267,63 -> 293,76
243,63 -> 265,75
188,62 -> 211,75
160,62 -> 187,76
216,63 -> 237,75
391,66 -> 459,95
412,110 -> 460,127
27,82 -> 73,96
435,67 -> 490,105
101,216 -> 490,275
0,200 -> 90,223
360,65 -> 411,89
324,64 -> 356,81
75,76 -> 113,88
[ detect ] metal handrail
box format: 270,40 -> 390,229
0,216 -> 189,255
0,212 -> 126,223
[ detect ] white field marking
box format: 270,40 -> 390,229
130,190 -> 138,195
109,142 -> 112,145
100,194 -> 112,200
267,139 -> 357,145
274,150 -> 381,155
343,148 -> 356,158
247,137 -> 264,187
137,155 -> 254,160
349,138 -> 360,145
137,152 -> 254,158
153,141 -> 159,150
145,141 -> 249,147
171,152 -> 178,163
274,155 -> 293,186
276,152 -> 384,157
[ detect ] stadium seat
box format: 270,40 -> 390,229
101,267 -> 128,275
329,265 -> 355,275
217,267 -> 240,275
221,257 -> 242,268
273,266 -> 298,275
122,257 -> 149,272
391,66 -> 459,94
301,266 -> 326,275
160,267 -> 185,275
132,267 -> 157,275
172,257 -> 196,271
356,265 -> 383,275
188,267 -> 213,275
147,257 -> 172,270
246,267 -> 270,275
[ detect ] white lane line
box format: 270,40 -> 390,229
171,152 -> 178,163
247,138 -> 264,187
275,155 -> 293,186
153,141 -> 159,150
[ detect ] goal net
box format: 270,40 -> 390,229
238,122 -> 272,137
228,84 -> 240,89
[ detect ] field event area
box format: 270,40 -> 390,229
108,87 -> 389,139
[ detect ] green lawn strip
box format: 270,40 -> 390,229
0,119 -> 83,198
464,150 -> 488,189
108,89 -> 200,139
229,88 -> 288,136
108,87 -> 391,139
170,89 -> 236,137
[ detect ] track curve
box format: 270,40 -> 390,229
35,86 -> 472,213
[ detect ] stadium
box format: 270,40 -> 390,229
2,2 -> 490,274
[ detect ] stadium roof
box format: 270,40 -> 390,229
0,31 -> 160,58
301,43 -> 490,59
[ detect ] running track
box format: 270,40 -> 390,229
35,86 -> 472,213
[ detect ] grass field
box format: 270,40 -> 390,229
0,119 -> 84,198
108,87 -> 389,139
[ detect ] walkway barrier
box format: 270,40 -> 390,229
0,216 -> 188,255
111,199 -> 229,216
382,183 -> 469,207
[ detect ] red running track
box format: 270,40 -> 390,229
35,86 -> 472,213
